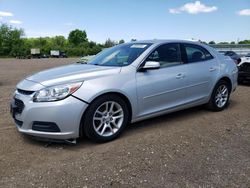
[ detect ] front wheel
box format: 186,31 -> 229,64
83,94 -> 129,142
207,80 -> 230,111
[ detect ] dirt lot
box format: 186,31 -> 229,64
0,58 -> 249,187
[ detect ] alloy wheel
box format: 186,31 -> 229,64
215,85 -> 229,108
93,101 -> 124,137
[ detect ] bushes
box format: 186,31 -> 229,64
0,24 -> 24,57
0,24 -> 121,58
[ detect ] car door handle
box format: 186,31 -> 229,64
209,67 -> 216,72
176,74 -> 185,79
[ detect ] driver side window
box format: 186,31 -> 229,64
146,43 -> 182,68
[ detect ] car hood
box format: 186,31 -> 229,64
25,63 -> 122,86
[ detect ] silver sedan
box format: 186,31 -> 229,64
10,40 -> 238,142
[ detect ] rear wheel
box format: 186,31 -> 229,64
83,94 -> 129,142
207,80 -> 230,111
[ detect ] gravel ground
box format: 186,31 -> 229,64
0,58 -> 249,188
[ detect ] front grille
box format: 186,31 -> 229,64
17,89 -> 35,95
14,98 -> 25,114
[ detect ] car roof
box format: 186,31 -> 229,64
133,39 -> 204,45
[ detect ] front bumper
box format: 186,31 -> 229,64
10,93 -> 88,140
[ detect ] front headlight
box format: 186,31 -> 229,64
33,82 -> 82,102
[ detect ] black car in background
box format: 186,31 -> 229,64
238,53 -> 250,83
219,51 -> 241,64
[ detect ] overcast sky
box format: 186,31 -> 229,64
0,0 -> 249,43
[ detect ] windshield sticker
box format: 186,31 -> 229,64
130,44 -> 147,49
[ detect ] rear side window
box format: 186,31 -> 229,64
184,44 -> 213,63
146,43 -> 182,68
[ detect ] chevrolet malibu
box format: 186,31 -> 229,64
10,40 -> 238,143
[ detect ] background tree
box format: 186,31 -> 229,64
0,24 -> 24,56
10,29 -> 25,57
68,29 -> 87,46
52,36 -> 66,48
104,38 -> 116,48
208,41 -> 216,44
238,40 -> 250,44
1,23 -> 250,58
218,42 -> 229,44
119,39 -> 125,44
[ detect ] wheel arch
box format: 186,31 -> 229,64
218,76 -> 232,93
206,76 -> 232,111
79,91 -> 133,137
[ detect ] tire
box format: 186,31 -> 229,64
82,94 -> 129,142
207,80 -> 230,112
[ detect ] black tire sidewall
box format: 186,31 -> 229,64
209,80 -> 230,111
83,94 -> 129,142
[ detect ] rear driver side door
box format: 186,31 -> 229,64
181,43 -> 219,103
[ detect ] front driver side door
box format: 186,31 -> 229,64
136,43 -> 188,117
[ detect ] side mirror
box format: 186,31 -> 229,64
140,61 -> 160,71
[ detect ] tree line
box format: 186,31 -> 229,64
0,23 -> 124,58
0,23 -> 249,58
208,40 -> 250,45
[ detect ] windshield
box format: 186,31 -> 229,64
88,43 -> 151,66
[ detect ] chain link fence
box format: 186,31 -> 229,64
209,44 -> 250,56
